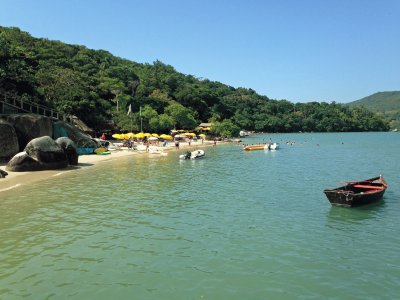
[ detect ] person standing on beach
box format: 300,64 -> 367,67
175,140 -> 180,150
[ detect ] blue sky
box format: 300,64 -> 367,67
1,0 -> 399,103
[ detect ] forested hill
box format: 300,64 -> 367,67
348,91 -> 400,112
347,92 -> 400,129
0,26 -> 389,136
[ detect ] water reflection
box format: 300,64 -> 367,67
326,200 -> 386,228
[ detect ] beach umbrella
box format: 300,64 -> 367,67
148,136 -> 158,141
126,132 -> 135,139
143,133 -> 152,137
199,133 -> 206,137
185,132 -> 196,137
151,133 -> 160,138
135,132 -> 145,139
112,133 -> 125,139
160,134 -> 173,140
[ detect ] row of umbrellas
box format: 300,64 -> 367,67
112,133 -> 172,140
111,132 -> 206,140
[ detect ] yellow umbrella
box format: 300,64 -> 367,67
151,133 -> 160,138
199,133 -> 206,137
135,132 -> 145,139
186,132 -> 196,137
160,134 -> 173,140
112,133 -> 124,139
143,133 -> 152,137
126,132 -> 135,139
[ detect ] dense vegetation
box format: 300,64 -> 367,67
0,26 -> 390,137
347,91 -> 400,130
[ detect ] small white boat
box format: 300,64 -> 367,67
269,143 -> 279,150
179,149 -> 205,160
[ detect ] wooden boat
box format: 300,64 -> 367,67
323,175 -> 388,207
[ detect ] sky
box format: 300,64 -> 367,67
1,0 -> 399,103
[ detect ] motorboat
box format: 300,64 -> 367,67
269,143 -> 279,150
179,149 -> 205,160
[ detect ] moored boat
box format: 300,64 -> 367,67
243,144 -> 269,151
269,143 -> 279,150
179,149 -> 205,160
323,175 -> 388,207
243,143 -> 279,151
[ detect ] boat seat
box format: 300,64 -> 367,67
353,184 -> 384,190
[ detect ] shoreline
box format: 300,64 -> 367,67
0,140 -> 221,193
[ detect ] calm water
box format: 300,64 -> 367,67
1,132 -> 399,299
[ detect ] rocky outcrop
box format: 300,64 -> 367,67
56,137 -> 78,165
0,114 -> 97,163
53,121 -> 97,148
6,136 -> 68,172
0,120 -> 19,162
3,114 -> 53,151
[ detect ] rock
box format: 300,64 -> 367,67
56,137 -> 78,165
6,151 -> 43,172
53,121 -> 97,148
24,136 -> 67,164
0,168 -> 8,178
0,120 -> 19,162
3,114 -> 53,151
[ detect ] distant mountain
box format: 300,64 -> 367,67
347,91 -> 400,129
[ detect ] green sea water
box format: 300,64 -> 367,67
1,132 -> 399,299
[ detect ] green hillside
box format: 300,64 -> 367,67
0,26 -> 390,135
347,92 -> 400,129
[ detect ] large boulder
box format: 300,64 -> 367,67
25,136 -> 67,164
0,120 -> 19,162
6,152 -> 43,172
3,114 -> 53,151
56,137 -> 78,165
53,120 -> 97,148
6,136 -> 70,172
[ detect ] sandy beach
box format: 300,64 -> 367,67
0,139 -> 221,193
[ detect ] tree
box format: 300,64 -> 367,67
165,103 -> 197,129
210,119 -> 240,138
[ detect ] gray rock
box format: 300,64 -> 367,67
56,137 -> 79,165
0,120 -> 19,162
0,168 -> 8,178
4,114 -> 53,151
25,136 -> 67,164
6,151 -> 43,172
53,121 -> 97,148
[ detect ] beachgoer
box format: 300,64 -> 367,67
175,141 -> 180,150
213,139 -> 217,146
101,133 -> 106,140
